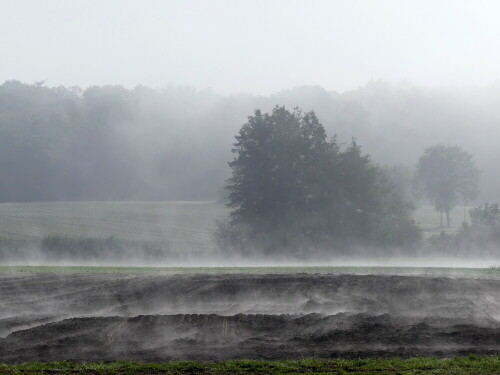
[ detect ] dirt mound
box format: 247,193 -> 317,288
1,273 -> 499,361
1,313 -> 500,362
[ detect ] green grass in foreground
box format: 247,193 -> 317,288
1,357 -> 500,374
0,265 -> 499,277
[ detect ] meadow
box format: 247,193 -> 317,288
0,265 -> 499,277
0,201 -> 227,253
413,205 -> 470,237
0,201 -> 466,245
0,201 -> 486,267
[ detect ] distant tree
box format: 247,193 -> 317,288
415,145 -> 479,227
222,106 -> 420,256
469,203 -> 500,226
426,202 -> 500,256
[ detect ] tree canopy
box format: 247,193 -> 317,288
415,145 -> 480,227
222,106 -> 420,256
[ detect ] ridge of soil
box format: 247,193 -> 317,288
1,273 -> 499,362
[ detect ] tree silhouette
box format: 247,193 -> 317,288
223,106 -> 420,255
415,145 -> 479,227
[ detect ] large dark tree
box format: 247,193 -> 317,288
222,106 -> 420,256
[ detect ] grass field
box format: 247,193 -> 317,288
413,205 -> 470,237
0,201 -> 470,246
0,201 -> 227,252
1,357 -> 500,374
1,265 -> 499,276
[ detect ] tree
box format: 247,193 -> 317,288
469,203 -> 500,226
415,145 -> 479,227
222,106 -> 420,256
224,107 -> 329,253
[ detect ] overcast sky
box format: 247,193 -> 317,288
2,0 -> 500,95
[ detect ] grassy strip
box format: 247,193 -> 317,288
0,265 -> 499,276
1,356 -> 500,374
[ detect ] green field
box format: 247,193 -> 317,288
1,265 -> 499,277
0,201 -> 227,252
413,205 -> 471,237
1,357 -> 499,374
0,201 -> 471,247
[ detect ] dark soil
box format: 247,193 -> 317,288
0,273 -> 499,362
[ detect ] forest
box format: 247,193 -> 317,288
1,79 -> 499,202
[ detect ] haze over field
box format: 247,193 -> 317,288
2,0 -> 500,367
0,4 -> 500,203
2,82 -> 500,202
0,0 -> 499,265
1,0 -> 500,201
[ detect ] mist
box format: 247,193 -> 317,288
2,0 -> 500,207
2,80 -> 500,202
1,80 -> 500,266
2,1 -> 500,366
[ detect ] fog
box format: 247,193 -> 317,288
3,1 -> 500,366
2,80 -> 500,202
1,80 -> 500,265
2,272 -> 499,361
3,0 -> 500,94
1,0 -> 500,266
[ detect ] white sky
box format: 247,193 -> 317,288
2,0 -> 500,95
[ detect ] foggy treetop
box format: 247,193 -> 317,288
0,80 -> 499,202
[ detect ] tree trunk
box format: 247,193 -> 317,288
440,211 -> 443,227
446,210 -> 451,227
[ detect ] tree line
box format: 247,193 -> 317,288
0,80 -> 497,203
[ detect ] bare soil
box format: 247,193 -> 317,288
0,273 -> 499,362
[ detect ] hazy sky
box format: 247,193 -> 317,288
2,0 -> 500,95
